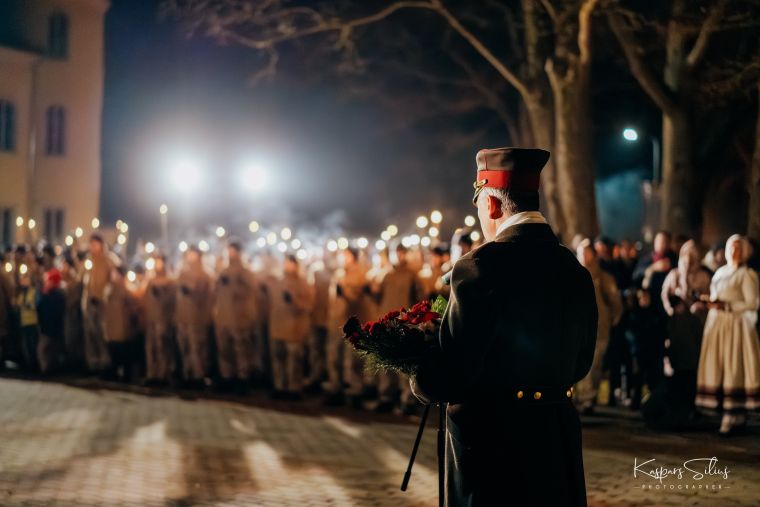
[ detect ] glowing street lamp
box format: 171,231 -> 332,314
169,157 -> 204,194
430,210 -> 443,224
240,164 -> 269,192
622,127 -> 639,142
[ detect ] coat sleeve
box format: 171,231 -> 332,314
411,255 -> 494,404
573,268 -> 599,383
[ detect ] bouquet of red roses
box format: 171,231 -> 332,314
343,296 -> 448,376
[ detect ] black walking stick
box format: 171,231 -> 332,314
400,402 -> 446,507
401,403 -> 430,491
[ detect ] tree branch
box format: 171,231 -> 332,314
686,0 -> 729,68
607,10 -> 677,114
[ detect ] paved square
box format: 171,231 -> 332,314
0,379 -> 758,506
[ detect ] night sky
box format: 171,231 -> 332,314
101,0 -> 656,243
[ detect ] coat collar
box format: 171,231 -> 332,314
492,222 -> 558,245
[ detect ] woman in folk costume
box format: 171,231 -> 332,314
696,234 -> 760,435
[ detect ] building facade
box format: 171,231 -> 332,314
0,0 -> 108,246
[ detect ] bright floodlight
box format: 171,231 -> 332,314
240,164 -> 269,192
249,221 -> 260,233
159,204 -> 168,215
464,215 -> 476,227
170,158 -> 203,194
91,217 -> 100,228
416,216 -> 429,228
430,210 -> 443,224
215,226 -> 226,238
623,128 -> 639,142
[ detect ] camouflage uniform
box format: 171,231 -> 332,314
81,251 -> 112,372
143,275 -> 177,382
176,264 -> 214,381
214,259 -> 258,381
269,271 -> 314,393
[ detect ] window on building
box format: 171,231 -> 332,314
48,13 -> 69,58
1,209 -> 11,247
46,106 -> 65,155
0,100 -> 15,152
43,208 -> 65,242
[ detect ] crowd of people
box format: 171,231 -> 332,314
0,227 -> 758,431
572,231 -> 760,435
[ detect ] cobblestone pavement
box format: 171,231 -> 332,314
0,378 -> 758,507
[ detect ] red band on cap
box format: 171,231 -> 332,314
479,170 -> 540,192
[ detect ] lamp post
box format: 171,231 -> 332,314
159,204 -> 169,252
623,127 -> 662,241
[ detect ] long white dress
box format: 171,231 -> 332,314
695,265 -> 760,413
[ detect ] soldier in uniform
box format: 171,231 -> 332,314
103,265 -> 140,381
411,148 -> 598,506
143,254 -> 177,385
176,245 -> 214,387
269,254 -> 315,399
304,256 -> 332,392
214,240 -> 258,393
81,234 -> 113,373
374,244 -> 421,413
323,247 -> 371,406
61,253 -> 85,371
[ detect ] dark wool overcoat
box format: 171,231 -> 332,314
414,222 -> 598,507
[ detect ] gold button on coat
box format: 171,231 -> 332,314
517,390 -> 524,399
533,391 -> 541,400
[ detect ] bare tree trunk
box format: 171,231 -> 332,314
549,71 -> 598,240
748,84 -> 760,242
661,107 -> 698,238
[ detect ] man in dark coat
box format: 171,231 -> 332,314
412,147 -> 598,507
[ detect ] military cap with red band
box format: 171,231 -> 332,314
472,147 -> 550,204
